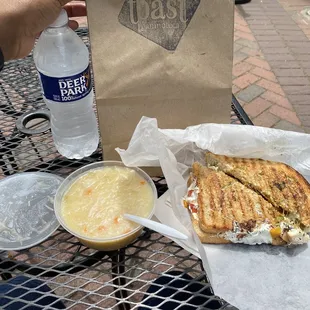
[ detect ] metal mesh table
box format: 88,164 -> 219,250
0,28 -> 249,310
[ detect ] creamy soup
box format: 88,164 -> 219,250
61,166 -> 154,239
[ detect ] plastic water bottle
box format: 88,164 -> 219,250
33,9 -> 99,159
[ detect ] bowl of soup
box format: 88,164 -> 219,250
54,161 -> 157,251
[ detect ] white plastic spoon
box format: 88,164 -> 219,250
124,213 -> 188,241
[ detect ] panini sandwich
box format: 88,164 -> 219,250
205,153 -> 310,227
184,160 -> 310,245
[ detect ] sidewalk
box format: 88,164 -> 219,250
234,0 -> 310,133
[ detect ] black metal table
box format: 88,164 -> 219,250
0,29 -> 251,310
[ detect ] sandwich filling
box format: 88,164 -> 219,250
220,221 -> 273,245
220,219 -> 309,245
183,178 -> 200,221
183,177 -> 310,245
278,218 -> 309,245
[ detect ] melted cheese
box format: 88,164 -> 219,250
222,220 -> 309,245
221,222 -> 273,245
61,166 -> 154,239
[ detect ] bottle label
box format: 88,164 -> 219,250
38,66 -> 92,102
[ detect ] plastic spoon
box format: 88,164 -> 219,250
124,214 -> 188,240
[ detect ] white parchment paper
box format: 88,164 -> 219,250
116,116 -> 310,310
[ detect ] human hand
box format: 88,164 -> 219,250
0,0 -> 86,61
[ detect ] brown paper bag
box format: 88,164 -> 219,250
86,0 -> 234,161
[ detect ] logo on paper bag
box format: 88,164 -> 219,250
118,0 -> 201,51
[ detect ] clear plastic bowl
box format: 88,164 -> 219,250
54,161 -> 157,251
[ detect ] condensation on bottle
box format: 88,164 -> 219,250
33,9 -> 99,159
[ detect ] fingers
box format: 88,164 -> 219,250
68,20 -> 79,30
58,0 -> 72,6
58,0 -> 83,6
64,3 -> 87,17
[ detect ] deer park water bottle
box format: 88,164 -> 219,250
33,9 -> 99,159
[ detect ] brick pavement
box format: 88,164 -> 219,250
234,0 -> 310,133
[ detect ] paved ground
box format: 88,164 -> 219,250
76,0 -> 310,132
235,0 -> 310,132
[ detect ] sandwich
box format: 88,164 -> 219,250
183,160 -> 310,245
205,153 -> 310,227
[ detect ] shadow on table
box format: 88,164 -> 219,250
138,270 -> 237,310
0,276 -> 65,309
1,271 -> 237,310
212,242 -> 308,257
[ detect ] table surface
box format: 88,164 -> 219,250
0,28 -> 249,310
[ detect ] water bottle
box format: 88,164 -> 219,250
33,9 -> 99,159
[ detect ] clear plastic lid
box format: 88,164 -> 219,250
49,9 -> 68,28
0,172 -> 63,250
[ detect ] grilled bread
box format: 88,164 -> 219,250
191,163 -> 281,233
205,153 -> 310,227
192,218 -> 231,244
184,163 -> 309,245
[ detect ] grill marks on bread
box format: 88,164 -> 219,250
192,163 -> 281,234
205,153 -> 310,227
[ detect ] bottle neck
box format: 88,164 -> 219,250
45,24 -> 69,35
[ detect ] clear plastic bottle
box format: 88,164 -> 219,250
33,9 -> 99,159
